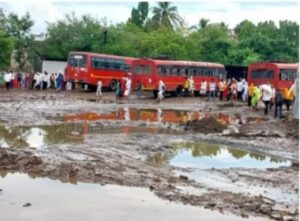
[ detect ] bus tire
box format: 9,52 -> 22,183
175,85 -> 183,97
109,79 -> 117,91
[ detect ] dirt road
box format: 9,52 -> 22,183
0,90 -> 298,220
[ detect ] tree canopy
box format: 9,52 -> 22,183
0,2 -> 299,72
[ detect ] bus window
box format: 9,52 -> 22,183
280,69 -> 297,81
114,59 -> 123,70
251,69 -> 274,79
134,66 -> 141,75
172,67 -> 177,76
157,67 -> 162,76
91,57 -> 105,69
165,67 -> 171,76
193,68 -> 197,76
69,54 -> 87,67
143,66 -> 151,75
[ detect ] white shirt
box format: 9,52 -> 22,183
126,79 -> 131,90
4,73 -> 12,82
209,82 -> 216,91
200,81 -> 207,91
237,81 -> 244,92
158,82 -> 165,92
260,85 -> 272,101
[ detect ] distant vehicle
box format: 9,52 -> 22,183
247,62 -> 298,90
65,51 -> 135,90
131,58 -> 226,96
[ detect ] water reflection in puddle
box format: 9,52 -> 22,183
0,123 -> 180,149
0,173 -> 271,221
64,108 -> 241,126
147,142 -> 291,169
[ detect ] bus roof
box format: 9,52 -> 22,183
69,51 -> 136,61
272,63 -> 298,69
249,62 -> 298,69
138,58 -> 224,68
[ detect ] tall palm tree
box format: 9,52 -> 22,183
151,2 -> 183,30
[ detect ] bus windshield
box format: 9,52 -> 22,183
251,69 -> 274,79
279,69 -> 297,81
68,54 -> 87,67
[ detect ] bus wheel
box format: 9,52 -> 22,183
175,85 -> 183,97
153,90 -> 158,99
109,79 -> 117,91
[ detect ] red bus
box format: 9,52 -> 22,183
131,58 -> 226,96
65,51 -> 135,90
247,62 -> 298,90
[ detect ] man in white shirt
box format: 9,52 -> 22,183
207,79 -> 216,101
4,72 -> 12,91
236,79 -> 244,101
157,80 -> 165,102
124,73 -> 132,101
200,80 -> 207,96
259,83 -> 272,115
96,80 -> 102,98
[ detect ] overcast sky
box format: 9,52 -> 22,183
0,0 -> 299,34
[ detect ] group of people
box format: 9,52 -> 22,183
1,71 -> 65,92
249,82 -> 295,119
96,73 -> 133,102
2,70 -> 296,119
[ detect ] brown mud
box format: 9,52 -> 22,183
0,90 -> 298,220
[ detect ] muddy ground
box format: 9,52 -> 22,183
0,90 -> 298,221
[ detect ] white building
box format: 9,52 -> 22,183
42,60 -> 67,74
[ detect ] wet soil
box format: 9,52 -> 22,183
184,117 -> 227,134
0,90 -> 298,220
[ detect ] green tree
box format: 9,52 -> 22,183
196,24 -> 234,63
234,20 -> 256,40
3,12 -> 36,71
139,27 -> 187,59
128,2 -> 149,28
151,2 -> 183,30
0,10 -> 14,69
42,13 -> 103,60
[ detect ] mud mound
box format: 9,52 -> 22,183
184,117 -> 226,134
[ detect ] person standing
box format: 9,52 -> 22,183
274,89 -> 284,119
218,79 -> 225,101
247,83 -> 255,107
207,79 -> 216,101
242,79 -> 248,102
184,77 -> 189,97
188,76 -> 195,96
199,80 -> 207,97
236,79 -> 244,101
251,86 -> 261,110
283,87 -> 293,111
157,80 -> 165,102
123,73 -> 132,101
136,80 -> 142,99
259,83 -> 272,115
4,72 -> 12,91
289,79 -> 299,119
115,80 -> 121,102
96,80 -> 102,98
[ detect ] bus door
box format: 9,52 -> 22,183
132,62 -> 155,90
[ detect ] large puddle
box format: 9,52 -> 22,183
63,108 -> 241,125
0,173 -> 272,221
147,142 -> 291,169
0,123 -> 180,148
